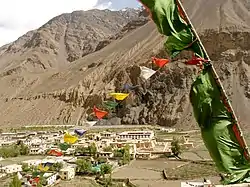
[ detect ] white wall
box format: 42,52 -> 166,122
46,174 -> 57,186
2,164 -> 22,174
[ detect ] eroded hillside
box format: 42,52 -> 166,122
0,1 -> 249,129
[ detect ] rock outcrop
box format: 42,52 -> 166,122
0,1 -> 249,129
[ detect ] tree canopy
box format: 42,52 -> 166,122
9,174 -> 22,187
171,137 -> 182,158
100,163 -> 112,177
76,159 -> 92,174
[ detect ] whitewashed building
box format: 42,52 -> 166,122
22,159 -> 42,167
0,173 -> 7,179
117,131 -> 154,141
63,148 -> 75,155
1,164 -> 22,174
44,172 -> 58,186
29,148 -> 45,155
59,167 -> 75,180
1,140 -> 16,146
54,137 -> 62,144
23,138 -> 43,146
0,133 -> 16,141
161,128 -> 176,133
100,132 -> 116,139
97,151 -> 114,158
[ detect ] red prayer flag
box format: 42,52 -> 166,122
185,54 -> 209,66
137,0 -> 152,18
176,0 -> 187,22
48,149 -> 63,156
33,177 -> 40,184
93,106 -> 108,119
152,57 -> 170,68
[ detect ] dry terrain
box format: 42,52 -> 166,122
112,131 -> 221,187
0,1 -> 249,132
113,159 -> 219,187
56,177 -> 101,187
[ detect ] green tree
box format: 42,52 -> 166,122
97,157 -> 107,164
100,164 -> 112,178
103,146 -> 113,152
32,168 -> 40,178
122,145 -> 131,165
113,145 -> 131,165
30,165 -> 36,172
0,146 -> 20,158
37,183 -> 43,187
37,175 -> 46,186
76,159 -> 92,174
21,163 -> 30,172
50,162 -> 63,172
9,174 -> 22,187
75,147 -> 89,155
113,149 -> 123,158
19,143 -> 29,156
10,128 -> 16,133
103,174 -> 112,187
171,137 -> 182,158
88,143 -> 97,157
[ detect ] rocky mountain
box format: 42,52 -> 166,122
0,1 -> 249,129
0,8 -> 146,72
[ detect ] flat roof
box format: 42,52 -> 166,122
60,167 -> 75,171
119,131 -> 154,135
1,133 -> 16,135
22,159 -> 42,163
3,164 -> 22,168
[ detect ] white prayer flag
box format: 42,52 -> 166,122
140,66 -> 156,80
85,121 -> 98,127
17,172 -> 22,180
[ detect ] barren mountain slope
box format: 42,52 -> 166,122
184,0 -> 250,31
0,1 -> 249,129
0,8 -> 148,99
0,8 -> 146,73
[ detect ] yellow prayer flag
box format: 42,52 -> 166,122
110,93 -> 129,101
38,164 -> 49,172
64,132 -> 78,144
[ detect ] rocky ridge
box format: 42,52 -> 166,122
0,8 -> 148,74
0,1 -> 249,129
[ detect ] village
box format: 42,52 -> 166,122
0,126 -> 197,187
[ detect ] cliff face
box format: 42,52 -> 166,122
0,1 -> 249,129
118,31 -> 250,130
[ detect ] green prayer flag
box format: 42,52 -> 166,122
103,101 -> 118,110
139,0 -> 204,58
59,143 -> 71,151
140,1 -> 250,184
190,64 -> 250,184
